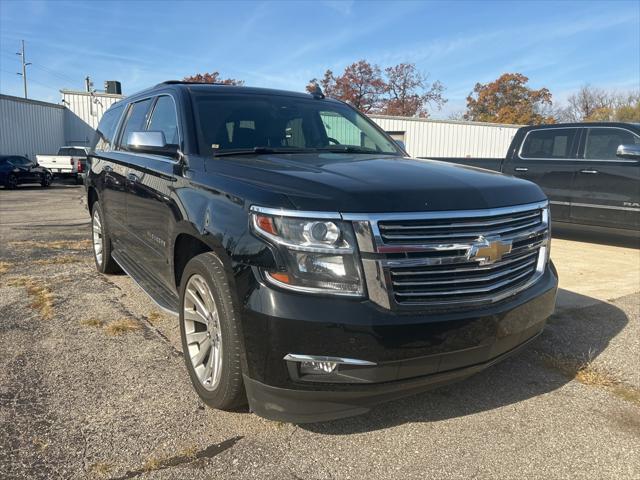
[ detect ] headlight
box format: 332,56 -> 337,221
250,207 -> 364,296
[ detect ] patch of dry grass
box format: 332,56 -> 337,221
33,255 -> 84,266
142,457 -> 163,472
32,437 -> 48,452
10,239 -> 92,251
103,318 -> 141,336
88,462 -> 112,476
178,445 -> 198,460
541,352 -> 640,406
146,310 -> 163,324
0,261 -> 10,275
80,318 -> 104,328
7,277 -> 54,320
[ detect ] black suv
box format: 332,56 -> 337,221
87,82 -> 558,423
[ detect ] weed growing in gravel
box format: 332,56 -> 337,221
32,437 -> 48,452
80,318 -> 104,328
146,310 -> 163,324
540,351 -> 640,406
0,261 -> 10,274
33,255 -> 85,266
7,277 -> 54,320
142,457 -> 162,472
103,318 -> 141,336
10,239 -> 92,250
88,462 -> 112,476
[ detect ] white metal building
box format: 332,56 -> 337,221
61,90 -> 124,146
0,95 -> 65,160
369,115 -> 521,158
0,90 -> 124,159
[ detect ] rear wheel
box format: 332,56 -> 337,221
6,174 -> 17,189
91,202 -> 121,274
179,252 -> 246,410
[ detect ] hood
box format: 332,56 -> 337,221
211,153 -> 546,213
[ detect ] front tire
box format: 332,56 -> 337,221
91,202 -> 121,274
41,172 -> 52,187
179,252 -> 246,410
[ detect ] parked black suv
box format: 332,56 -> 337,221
87,82 -> 558,422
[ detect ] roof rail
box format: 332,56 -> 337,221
154,80 -> 231,87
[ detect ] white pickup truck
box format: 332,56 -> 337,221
37,146 -> 88,184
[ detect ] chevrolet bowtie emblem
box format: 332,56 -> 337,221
467,236 -> 512,265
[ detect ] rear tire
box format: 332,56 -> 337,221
75,174 -> 84,185
91,202 -> 121,274
6,174 -> 17,189
179,252 -> 246,410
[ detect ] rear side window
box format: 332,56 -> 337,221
585,127 -> 640,160
147,96 -> 179,145
93,106 -> 124,152
520,129 -> 577,159
119,98 -> 153,149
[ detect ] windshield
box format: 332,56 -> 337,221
192,93 -> 401,156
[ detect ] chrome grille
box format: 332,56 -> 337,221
378,208 -> 543,244
346,201 -> 549,310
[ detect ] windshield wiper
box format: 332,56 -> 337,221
213,147 -> 316,157
317,146 -> 396,155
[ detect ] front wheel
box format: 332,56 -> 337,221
41,172 -> 52,187
179,252 -> 246,410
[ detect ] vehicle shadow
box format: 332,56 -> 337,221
0,184 -> 81,191
552,224 -> 639,249
300,289 -> 629,435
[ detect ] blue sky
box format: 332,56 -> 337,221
0,0 -> 638,118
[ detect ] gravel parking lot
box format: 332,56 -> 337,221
1,184 -> 639,480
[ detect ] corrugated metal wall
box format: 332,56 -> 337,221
62,90 -> 123,146
0,94 -> 65,160
370,115 -> 521,158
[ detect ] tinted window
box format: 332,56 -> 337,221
119,98 -> 153,149
94,105 -> 124,152
147,96 -> 179,145
9,156 -> 30,166
58,147 -> 86,156
521,129 -> 577,159
193,94 -> 399,156
585,127 -> 640,160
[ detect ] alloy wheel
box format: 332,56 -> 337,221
183,274 -> 223,391
92,209 -> 104,266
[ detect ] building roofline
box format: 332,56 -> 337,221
0,93 -> 65,109
60,89 -> 125,99
368,114 -> 524,128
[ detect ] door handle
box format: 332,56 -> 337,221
514,167 -> 528,172
127,172 -> 140,183
580,169 -> 599,174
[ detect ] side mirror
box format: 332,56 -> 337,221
616,144 -> 640,160
127,131 -> 178,158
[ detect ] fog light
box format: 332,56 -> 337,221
300,361 -> 338,375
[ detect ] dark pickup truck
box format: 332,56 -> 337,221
441,123 -> 640,235
87,82 -> 558,423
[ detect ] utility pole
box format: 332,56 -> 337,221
16,40 -> 31,99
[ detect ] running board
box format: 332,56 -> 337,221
112,249 -> 179,315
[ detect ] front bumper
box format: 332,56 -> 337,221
240,263 -> 558,423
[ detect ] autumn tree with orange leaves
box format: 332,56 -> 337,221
308,61 -> 445,117
183,72 -> 244,85
464,73 -> 554,124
